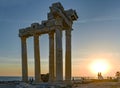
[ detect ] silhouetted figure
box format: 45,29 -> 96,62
98,72 -> 103,80
72,77 -> 74,81
31,77 -> 33,83
29,77 -> 34,84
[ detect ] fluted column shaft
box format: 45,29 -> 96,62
49,32 -> 55,82
65,30 -> 71,83
34,34 -> 41,83
21,37 -> 28,82
55,28 -> 63,82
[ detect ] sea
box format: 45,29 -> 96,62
0,76 -> 79,81
0,76 -> 99,81
0,76 -> 34,81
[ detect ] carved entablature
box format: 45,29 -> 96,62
19,27 -> 33,37
19,2 -> 78,37
65,9 -> 78,21
48,2 -> 78,28
31,23 -> 40,29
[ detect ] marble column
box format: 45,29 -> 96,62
55,28 -> 63,82
49,32 -> 55,82
65,30 -> 71,83
21,37 -> 28,82
34,34 -> 41,83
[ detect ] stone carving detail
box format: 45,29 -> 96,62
19,2 -> 78,83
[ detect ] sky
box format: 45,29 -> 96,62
0,0 -> 120,77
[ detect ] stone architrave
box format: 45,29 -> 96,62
65,29 -> 72,83
49,32 -> 55,82
21,37 -> 28,82
34,34 -> 41,83
55,28 -> 63,82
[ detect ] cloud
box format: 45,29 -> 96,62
0,19 -> 38,24
76,17 -> 120,24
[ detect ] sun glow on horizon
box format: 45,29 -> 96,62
90,59 -> 110,75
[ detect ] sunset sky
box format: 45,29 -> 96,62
0,0 -> 120,77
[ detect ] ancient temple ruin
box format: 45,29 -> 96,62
19,2 -> 78,83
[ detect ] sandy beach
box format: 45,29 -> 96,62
75,82 -> 120,88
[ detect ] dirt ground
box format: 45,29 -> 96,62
74,82 -> 120,88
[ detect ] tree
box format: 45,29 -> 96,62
115,71 -> 120,80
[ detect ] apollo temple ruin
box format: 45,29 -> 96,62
19,2 -> 78,83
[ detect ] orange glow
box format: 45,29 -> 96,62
89,59 -> 110,75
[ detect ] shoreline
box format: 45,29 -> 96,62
0,81 -> 120,88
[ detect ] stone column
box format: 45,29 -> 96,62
21,37 -> 28,82
65,30 -> 72,83
34,34 -> 41,83
55,28 -> 63,82
49,32 -> 55,82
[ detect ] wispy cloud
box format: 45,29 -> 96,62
0,19 -> 39,24
76,17 -> 120,24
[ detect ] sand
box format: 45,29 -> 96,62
75,82 -> 120,88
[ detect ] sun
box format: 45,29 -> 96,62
90,59 -> 110,74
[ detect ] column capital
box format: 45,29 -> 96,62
33,34 -> 40,37
55,26 -> 62,31
49,31 -> 54,38
21,36 -> 27,40
65,29 -> 72,35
